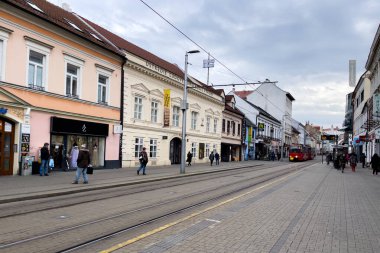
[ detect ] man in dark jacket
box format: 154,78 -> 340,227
72,144 -> 91,184
40,143 -> 50,176
137,147 -> 148,175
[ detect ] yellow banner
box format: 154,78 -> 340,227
164,89 -> 170,127
164,89 -> 171,108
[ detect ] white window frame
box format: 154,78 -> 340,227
0,30 -> 10,81
96,67 -> 111,104
134,137 -> 144,158
26,40 -> 51,90
214,118 -> 218,133
191,111 -> 198,130
150,139 -> 157,158
206,116 -> 211,133
151,100 -> 159,123
172,106 -> 180,127
134,96 -> 143,120
64,55 -> 84,98
192,142 -> 197,158
206,143 -> 210,157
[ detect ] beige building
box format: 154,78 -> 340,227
90,22 -> 225,167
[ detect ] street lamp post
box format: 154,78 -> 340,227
180,50 -> 200,174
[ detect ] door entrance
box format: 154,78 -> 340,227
0,118 -> 14,176
170,137 -> 182,164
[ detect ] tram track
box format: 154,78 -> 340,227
0,162 -> 315,253
0,163 -> 276,218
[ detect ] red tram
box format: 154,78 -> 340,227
289,146 -> 315,162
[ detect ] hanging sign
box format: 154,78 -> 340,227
163,89 -> 171,127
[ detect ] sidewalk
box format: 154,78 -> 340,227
0,160 -> 273,203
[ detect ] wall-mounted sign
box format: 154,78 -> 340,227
0,108 -> 8,114
113,125 -> 123,134
258,123 -> 265,131
22,134 -> 30,142
22,124 -> 31,134
51,117 -> 109,136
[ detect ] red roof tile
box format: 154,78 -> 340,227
234,90 -> 253,99
5,0 -> 123,56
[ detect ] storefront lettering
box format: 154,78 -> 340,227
82,124 -> 87,133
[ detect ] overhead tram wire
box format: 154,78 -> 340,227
138,0 -> 289,117
139,0 -> 246,83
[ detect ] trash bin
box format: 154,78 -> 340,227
32,162 -> 40,175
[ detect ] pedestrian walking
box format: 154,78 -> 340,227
370,153 -> 379,175
137,147 -> 148,175
349,152 -> 358,172
270,150 -> 275,161
40,143 -> 50,176
209,151 -> 215,166
340,154 -> 346,173
277,151 -> 281,161
72,144 -> 91,184
215,152 -> 220,165
186,151 -> 193,166
360,153 -> 366,168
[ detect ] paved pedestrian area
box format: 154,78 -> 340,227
114,163 -> 380,253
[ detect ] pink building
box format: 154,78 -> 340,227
0,0 -> 125,175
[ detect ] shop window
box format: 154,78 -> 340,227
213,144 -> 217,153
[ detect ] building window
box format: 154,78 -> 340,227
213,144 -> 217,153
222,119 -> 226,133
214,118 -> 218,133
360,90 -> 364,103
238,123 -> 240,136
232,121 -> 236,135
206,117 -> 211,133
28,50 -> 45,89
134,96 -> 143,119
173,106 -> 180,127
134,138 -> 143,157
66,63 -> 79,98
191,111 -> 198,130
206,143 -> 210,157
150,139 -> 157,158
98,74 -> 108,104
227,121 -> 230,134
192,142 -> 197,158
151,101 -> 158,123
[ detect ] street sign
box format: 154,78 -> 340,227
321,135 -> 335,141
203,59 -> 215,68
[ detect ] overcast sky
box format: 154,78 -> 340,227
49,0 -> 379,129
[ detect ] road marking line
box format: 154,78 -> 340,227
100,170 -> 301,253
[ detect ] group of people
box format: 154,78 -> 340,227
39,142 -> 92,184
326,151 -> 379,175
186,151 -> 220,166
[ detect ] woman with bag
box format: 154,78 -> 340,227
72,144 -> 91,184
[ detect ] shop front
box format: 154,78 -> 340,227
50,117 -> 109,169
